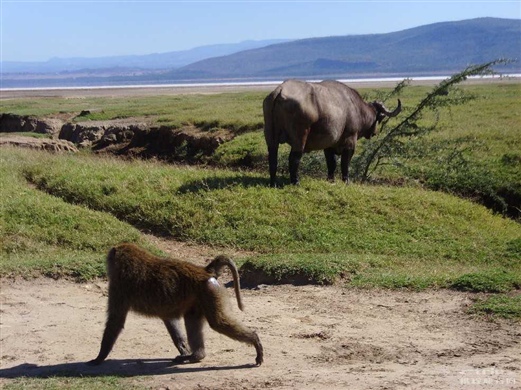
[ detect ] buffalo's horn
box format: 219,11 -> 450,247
373,99 -> 402,117
389,99 -> 402,117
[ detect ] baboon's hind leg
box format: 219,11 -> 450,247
203,283 -> 264,366
206,313 -> 263,366
87,309 -> 128,365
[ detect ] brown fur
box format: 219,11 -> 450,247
87,243 -> 263,366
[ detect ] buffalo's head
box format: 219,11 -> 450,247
364,99 -> 402,139
372,99 -> 402,123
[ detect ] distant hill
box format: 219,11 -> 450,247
1,18 -> 519,88
169,18 -> 520,80
1,39 -> 289,74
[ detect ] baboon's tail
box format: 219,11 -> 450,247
205,255 -> 244,311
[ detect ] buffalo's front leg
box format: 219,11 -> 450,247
289,151 -> 303,185
340,148 -> 355,184
324,148 -> 337,182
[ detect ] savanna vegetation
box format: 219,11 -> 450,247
1,64 -> 520,319
3,66 -> 520,218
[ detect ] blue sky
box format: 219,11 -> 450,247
1,1 -> 520,62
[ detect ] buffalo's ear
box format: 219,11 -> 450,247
376,112 -> 386,123
371,101 -> 384,123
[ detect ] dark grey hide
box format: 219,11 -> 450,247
263,79 -> 401,186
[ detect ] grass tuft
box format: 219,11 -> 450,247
450,271 -> 520,293
2,376 -> 140,390
470,294 -> 521,319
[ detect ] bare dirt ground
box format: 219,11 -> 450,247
1,237 -> 520,390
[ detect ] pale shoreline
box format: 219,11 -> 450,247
1,75 -> 519,99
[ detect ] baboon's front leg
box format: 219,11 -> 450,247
163,318 -> 190,357
172,308 -> 206,364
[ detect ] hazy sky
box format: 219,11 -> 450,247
2,1 -> 520,62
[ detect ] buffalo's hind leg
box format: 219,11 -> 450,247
289,127 -> 310,185
268,145 -> 279,187
324,148 -> 337,182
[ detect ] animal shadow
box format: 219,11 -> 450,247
0,359 -> 255,379
176,175 -> 271,194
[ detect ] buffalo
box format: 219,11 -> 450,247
263,79 -> 401,186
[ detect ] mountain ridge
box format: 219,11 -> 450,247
1,18 -> 519,88
170,17 -> 520,80
1,39 -> 290,74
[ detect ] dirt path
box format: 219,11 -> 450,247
1,238 -> 520,389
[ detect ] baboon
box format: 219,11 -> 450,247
87,242 -> 263,366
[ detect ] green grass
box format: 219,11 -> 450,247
2,376 -> 140,390
0,132 -> 52,139
450,270 -> 521,293
470,294 -> 521,319
367,83 -> 521,218
1,82 -> 520,290
3,147 -> 519,290
18,149 -> 518,256
1,148 -> 149,280
3,83 -> 519,217
241,253 -> 521,290
0,92 -> 266,131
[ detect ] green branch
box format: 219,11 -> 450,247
354,59 -> 511,182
